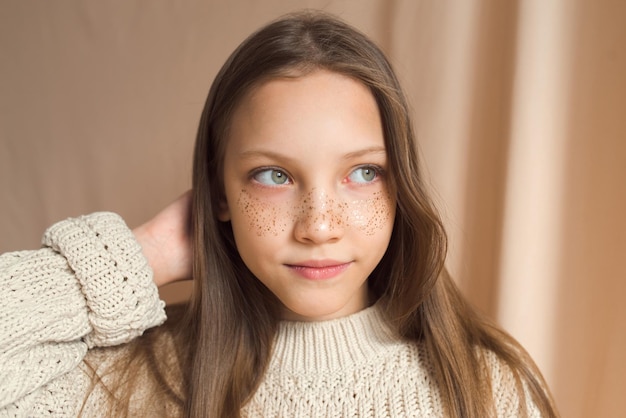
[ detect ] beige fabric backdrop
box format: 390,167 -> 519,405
1,1 -> 624,416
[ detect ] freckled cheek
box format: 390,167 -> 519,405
235,189 -> 292,237
233,189 -> 395,237
345,191 -> 395,236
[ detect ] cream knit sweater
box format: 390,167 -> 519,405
0,213 -> 540,417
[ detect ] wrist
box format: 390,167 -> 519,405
133,222 -> 168,287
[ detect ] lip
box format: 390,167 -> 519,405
286,260 -> 352,280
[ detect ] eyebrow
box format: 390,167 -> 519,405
342,146 -> 387,160
238,146 -> 387,162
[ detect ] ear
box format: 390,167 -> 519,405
216,198 -> 231,222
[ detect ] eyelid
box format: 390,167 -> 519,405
346,164 -> 385,184
368,164 -> 384,174
249,166 -> 293,186
248,164 -> 385,185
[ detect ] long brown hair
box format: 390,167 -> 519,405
91,10 -> 558,417
185,10 -> 558,417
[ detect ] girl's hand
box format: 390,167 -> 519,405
132,191 -> 193,287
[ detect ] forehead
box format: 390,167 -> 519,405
226,70 -> 384,157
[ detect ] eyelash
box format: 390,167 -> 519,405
249,164 -> 385,187
250,166 -> 292,187
346,165 -> 384,184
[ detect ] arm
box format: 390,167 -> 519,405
0,212 -> 167,410
131,191 -> 193,288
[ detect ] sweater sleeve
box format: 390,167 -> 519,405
0,212 -> 166,411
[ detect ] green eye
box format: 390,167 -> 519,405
348,166 -> 378,183
254,169 -> 291,185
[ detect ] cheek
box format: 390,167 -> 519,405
233,188 -> 395,237
277,190 -> 394,236
345,191 -> 395,236
235,189 -> 290,236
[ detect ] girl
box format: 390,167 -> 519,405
0,11 -> 558,417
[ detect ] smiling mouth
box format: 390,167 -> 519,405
286,261 -> 352,280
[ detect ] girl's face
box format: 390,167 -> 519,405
219,70 -> 396,321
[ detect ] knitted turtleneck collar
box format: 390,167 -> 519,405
268,304 -> 401,374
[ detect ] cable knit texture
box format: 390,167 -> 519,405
0,213 -> 539,417
241,306 -> 540,417
243,306 -> 439,417
0,213 -> 166,416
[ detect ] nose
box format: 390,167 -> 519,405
293,188 -> 345,244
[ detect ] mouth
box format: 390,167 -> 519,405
285,260 -> 352,280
